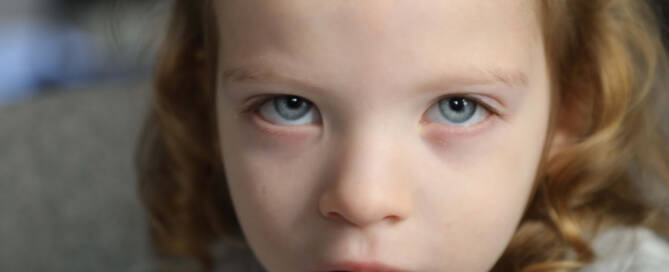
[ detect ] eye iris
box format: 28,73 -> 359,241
438,97 -> 477,123
274,95 -> 311,120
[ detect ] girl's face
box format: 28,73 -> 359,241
215,0 -> 551,271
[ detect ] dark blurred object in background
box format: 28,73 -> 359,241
48,0 -> 156,22
49,0 -> 123,20
655,0 -> 669,39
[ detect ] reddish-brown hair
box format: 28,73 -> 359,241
136,0 -> 669,271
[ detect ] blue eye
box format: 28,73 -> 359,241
257,95 -> 321,125
426,96 -> 490,126
253,95 -> 490,127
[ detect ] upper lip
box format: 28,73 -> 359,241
314,261 -> 407,272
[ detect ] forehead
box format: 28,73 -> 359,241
215,0 -> 542,93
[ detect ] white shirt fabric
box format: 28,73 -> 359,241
581,227 -> 669,272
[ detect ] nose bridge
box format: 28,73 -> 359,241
342,119 -> 397,174
319,119 -> 413,228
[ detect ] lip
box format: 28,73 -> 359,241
314,261 -> 407,272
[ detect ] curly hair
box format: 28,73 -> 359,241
135,0 -> 669,271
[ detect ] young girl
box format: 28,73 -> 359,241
136,0 -> 669,271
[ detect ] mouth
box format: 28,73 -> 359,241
314,261 -> 407,272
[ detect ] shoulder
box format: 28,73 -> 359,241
581,227 -> 669,272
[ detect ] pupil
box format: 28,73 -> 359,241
449,98 -> 466,112
286,96 -> 303,109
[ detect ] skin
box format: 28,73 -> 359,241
214,0 -> 555,271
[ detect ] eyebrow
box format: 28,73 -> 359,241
221,65 -> 529,91
474,67 -> 529,89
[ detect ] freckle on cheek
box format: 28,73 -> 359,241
443,221 -> 452,229
261,184 -> 267,198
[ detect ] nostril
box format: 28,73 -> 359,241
327,212 -> 342,220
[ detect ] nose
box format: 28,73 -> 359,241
318,125 -> 413,228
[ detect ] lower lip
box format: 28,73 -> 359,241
322,270 -> 396,272
316,262 -> 405,272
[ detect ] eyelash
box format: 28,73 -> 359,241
240,93 -> 499,124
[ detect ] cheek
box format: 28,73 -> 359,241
218,110 -> 325,248
220,134 -> 312,229
419,107 -> 547,270
418,151 -> 539,271
452,187 -> 532,271
216,95 -> 328,226
219,141 -> 311,272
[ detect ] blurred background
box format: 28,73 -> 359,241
0,0 -> 166,106
0,0 -> 172,271
1,0 -> 669,106
0,0 -> 668,271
